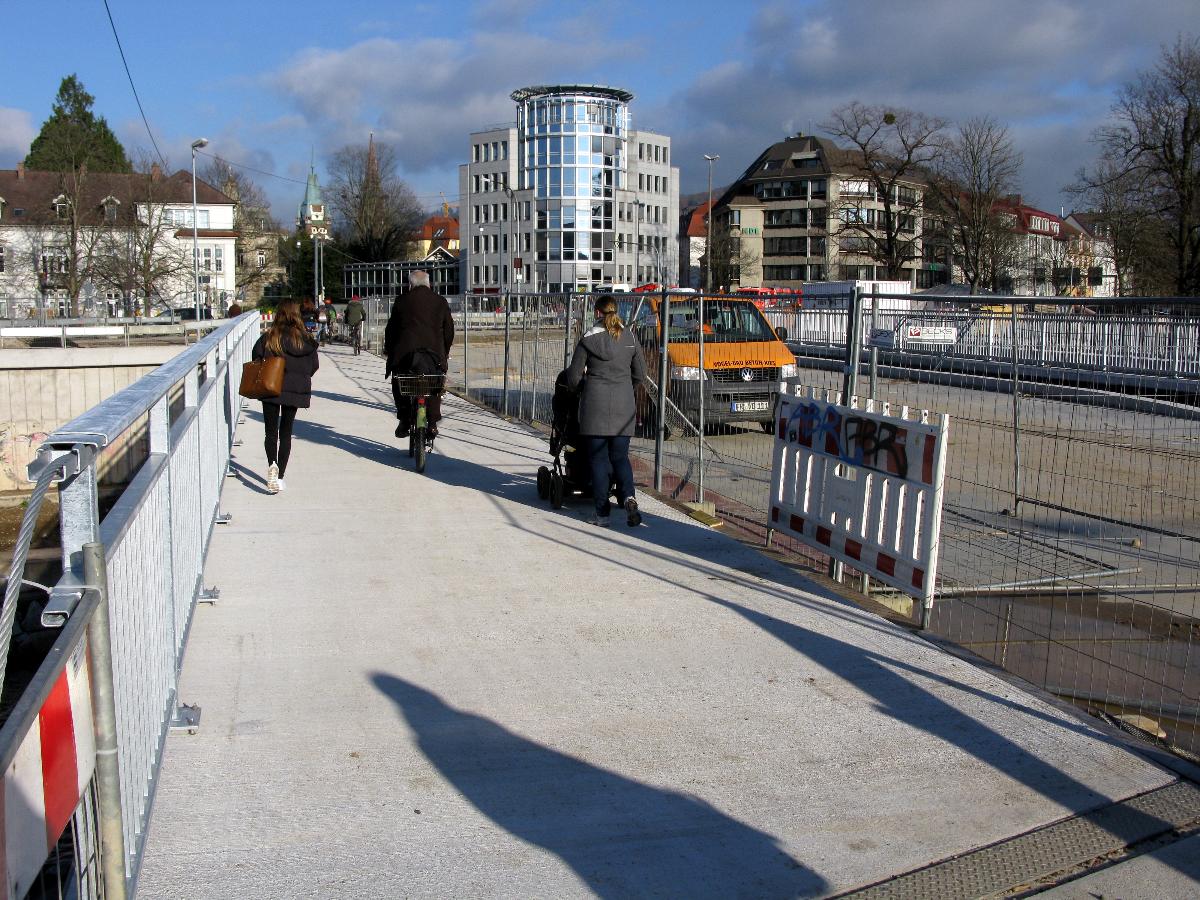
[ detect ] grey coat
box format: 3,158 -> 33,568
566,325 -> 647,437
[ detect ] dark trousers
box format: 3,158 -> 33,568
262,402 -> 298,476
586,435 -> 633,516
391,380 -> 442,430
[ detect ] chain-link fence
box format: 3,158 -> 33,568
362,287 -> 1200,762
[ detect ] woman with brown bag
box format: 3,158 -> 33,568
251,300 -> 319,493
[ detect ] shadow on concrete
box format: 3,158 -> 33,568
227,460 -> 273,495
370,672 -> 828,899
310,389 -> 394,415
393,441 -> 1193,875
290,419 -> 406,470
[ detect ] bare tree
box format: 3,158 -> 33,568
1095,35 -> 1200,296
90,159 -> 191,315
703,218 -> 762,290
23,167 -> 106,316
201,157 -> 281,302
931,118 -> 1023,293
821,102 -> 947,280
327,139 -> 424,262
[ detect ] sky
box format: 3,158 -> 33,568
2,0 -> 1193,224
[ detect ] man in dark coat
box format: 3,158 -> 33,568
384,270 -> 455,437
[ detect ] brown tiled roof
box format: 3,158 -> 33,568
683,201 -> 711,238
420,214 -> 459,241
0,166 -> 232,227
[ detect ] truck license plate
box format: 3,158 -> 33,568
731,401 -> 770,412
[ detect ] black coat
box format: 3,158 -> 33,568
383,286 -> 455,375
252,333 -> 320,407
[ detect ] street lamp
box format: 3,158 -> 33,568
700,153 -> 719,505
703,154 -> 719,292
634,200 -> 644,287
190,138 -> 209,322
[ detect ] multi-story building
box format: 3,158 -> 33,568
0,162 -> 237,317
946,199 -> 1117,298
706,134 -> 936,291
677,201 -> 711,289
459,84 -> 679,295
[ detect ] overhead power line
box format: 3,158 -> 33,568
102,0 -> 168,168
196,148 -> 463,204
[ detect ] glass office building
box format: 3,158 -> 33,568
463,84 -> 678,294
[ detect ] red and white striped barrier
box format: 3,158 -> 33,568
769,385 -> 950,608
2,641 -> 96,900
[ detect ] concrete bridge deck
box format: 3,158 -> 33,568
135,345 -> 1198,898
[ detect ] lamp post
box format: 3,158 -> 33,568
703,154 -> 719,292
190,138 -> 208,322
633,200 -> 644,287
699,153 -> 719,505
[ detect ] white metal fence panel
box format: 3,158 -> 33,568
101,463 -> 176,873
769,384 -> 950,610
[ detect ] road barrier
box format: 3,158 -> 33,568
769,387 -> 950,626
0,313 -> 257,897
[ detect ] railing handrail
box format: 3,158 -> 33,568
39,313 -> 255,450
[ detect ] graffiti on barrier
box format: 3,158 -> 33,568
783,401 -> 909,479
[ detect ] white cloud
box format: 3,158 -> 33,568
648,0 -> 1196,211
266,28 -> 641,181
0,107 -> 36,166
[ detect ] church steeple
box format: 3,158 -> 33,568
298,166 -> 325,228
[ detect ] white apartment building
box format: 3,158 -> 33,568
0,162 -> 237,317
459,84 -> 679,295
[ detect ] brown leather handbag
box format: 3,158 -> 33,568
238,356 -> 285,399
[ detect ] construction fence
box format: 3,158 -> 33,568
363,288 -> 1200,763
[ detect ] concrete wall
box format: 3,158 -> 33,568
0,346 -> 182,494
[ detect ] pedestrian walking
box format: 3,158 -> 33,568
251,300 -> 319,494
566,295 -> 647,527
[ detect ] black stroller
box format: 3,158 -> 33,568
537,370 -> 610,509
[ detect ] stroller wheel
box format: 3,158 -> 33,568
549,472 -> 565,509
537,466 -> 551,500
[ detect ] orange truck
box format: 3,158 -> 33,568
620,294 -> 797,434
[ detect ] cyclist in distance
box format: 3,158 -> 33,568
384,270 -> 455,439
344,294 -> 366,354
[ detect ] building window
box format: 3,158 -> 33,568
1088,266 -> 1103,287
215,247 -> 224,273
0,244 -> 5,273
257,250 -> 266,268
766,209 -> 806,227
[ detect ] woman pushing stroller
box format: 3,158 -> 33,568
566,295 -> 648,527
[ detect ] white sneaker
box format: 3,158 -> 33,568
266,463 -> 279,494
588,513 -> 611,527
276,478 -> 286,492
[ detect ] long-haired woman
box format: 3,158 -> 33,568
251,300 -> 319,493
566,295 -> 647,526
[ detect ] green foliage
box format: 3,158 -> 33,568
24,74 -> 132,173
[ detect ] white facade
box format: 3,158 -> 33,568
460,85 -> 679,295
0,168 -> 237,318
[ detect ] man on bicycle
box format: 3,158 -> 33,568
344,294 -> 366,352
384,270 -> 454,439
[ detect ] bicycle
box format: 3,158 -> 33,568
350,322 -> 362,355
391,373 -> 443,473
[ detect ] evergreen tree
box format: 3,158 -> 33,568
25,74 -> 132,173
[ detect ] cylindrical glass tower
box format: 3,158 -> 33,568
512,85 -> 634,292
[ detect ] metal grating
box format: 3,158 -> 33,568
837,780 -> 1200,899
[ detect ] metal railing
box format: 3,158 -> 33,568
434,287 -> 1200,763
765,299 -> 1200,379
0,313 -> 258,897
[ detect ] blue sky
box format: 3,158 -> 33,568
2,0 -> 1193,222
